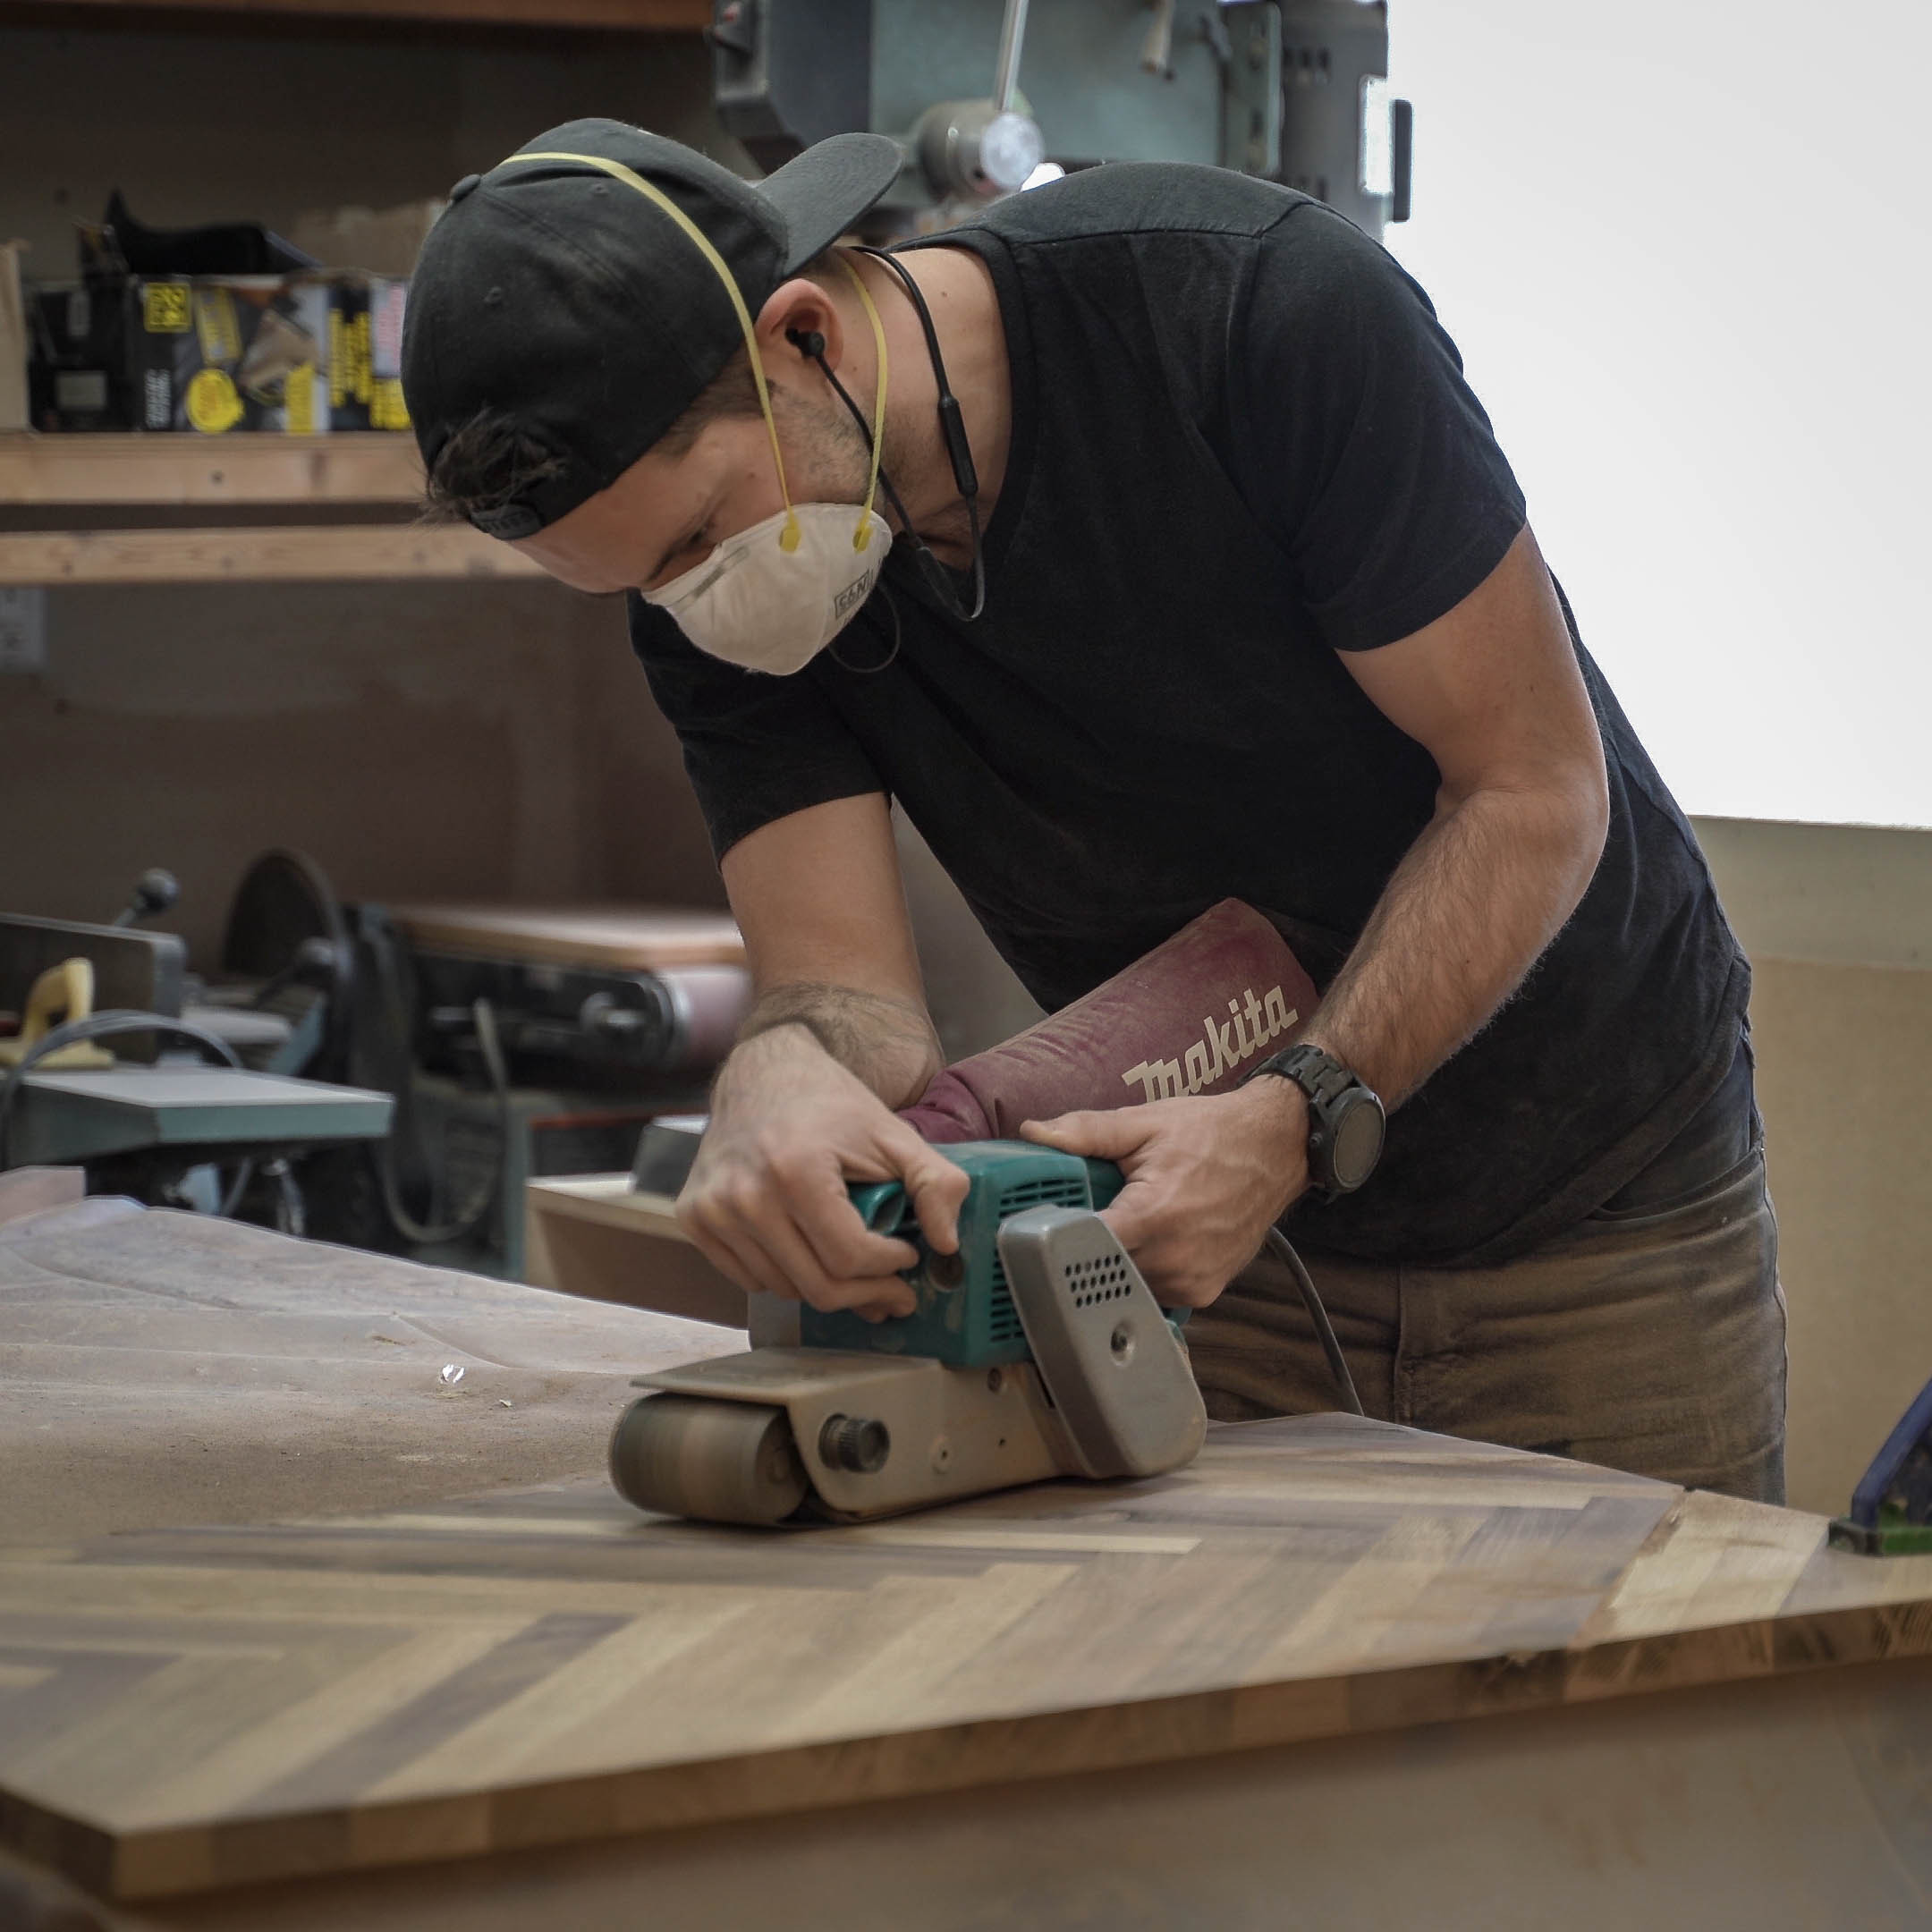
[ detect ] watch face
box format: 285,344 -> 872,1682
1331,1095 -> 1386,1191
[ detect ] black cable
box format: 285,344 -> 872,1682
1264,1225 -> 1364,1417
0,1010 -> 252,1213
796,247 -> 987,625
361,911 -> 510,1247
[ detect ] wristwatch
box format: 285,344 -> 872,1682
1246,1043 -> 1386,1199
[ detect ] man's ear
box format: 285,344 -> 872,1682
755,275 -> 845,387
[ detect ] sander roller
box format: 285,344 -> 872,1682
609,1140 -> 1206,1526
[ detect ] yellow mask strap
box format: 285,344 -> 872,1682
833,253 -> 889,553
501,149 -> 803,552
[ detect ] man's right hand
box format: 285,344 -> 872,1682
677,1022 -> 970,1321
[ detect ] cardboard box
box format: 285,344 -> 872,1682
0,242 -> 27,431
288,198 -> 445,279
26,271 -> 410,434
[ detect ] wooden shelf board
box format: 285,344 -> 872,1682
18,0 -> 709,29
0,523 -> 547,584
0,432 -> 426,507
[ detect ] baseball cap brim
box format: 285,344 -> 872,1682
759,132 -> 906,274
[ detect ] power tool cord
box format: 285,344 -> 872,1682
1263,1225 -> 1365,1417
361,911 -> 511,1247
0,1011 -> 252,1214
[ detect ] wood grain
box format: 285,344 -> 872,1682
6,1413 -> 1932,1902
0,432 -> 424,506
0,526 -> 547,585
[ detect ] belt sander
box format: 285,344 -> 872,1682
611,1140 -> 1206,1525
611,901 -> 1321,1527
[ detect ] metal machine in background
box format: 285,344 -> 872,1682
0,876 -> 391,1220
710,0 -> 1411,239
360,902 -> 752,1278
0,864 -> 751,1280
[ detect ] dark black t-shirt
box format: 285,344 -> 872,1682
631,163 -> 1749,1266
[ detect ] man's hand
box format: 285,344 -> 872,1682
1021,1078 -> 1309,1308
678,1022 -> 969,1320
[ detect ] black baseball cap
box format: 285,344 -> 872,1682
402,118 -> 903,539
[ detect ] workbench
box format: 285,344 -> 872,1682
5,1197 -> 1932,1930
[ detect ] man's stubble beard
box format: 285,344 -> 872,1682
771,383 -> 919,535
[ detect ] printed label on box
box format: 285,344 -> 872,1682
193,286 -> 242,367
186,367 -> 243,434
142,282 -> 191,334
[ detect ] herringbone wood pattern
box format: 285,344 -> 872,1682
4,1413 -> 1931,1903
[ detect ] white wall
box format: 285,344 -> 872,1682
1385,1 -> 1932,828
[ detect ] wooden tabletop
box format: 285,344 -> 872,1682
6,1413 -> 1932,1905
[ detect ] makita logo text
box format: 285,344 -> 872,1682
1121,985 -> 1298,1101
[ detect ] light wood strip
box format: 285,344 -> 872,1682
124,1624 -> 525,1826
364,1597 -> 764,1802
0,432 -> 422,506
0,525 -> 549,585
1570,1491 -> 1828,1648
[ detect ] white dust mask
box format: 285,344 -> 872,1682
643,499 -> 890,676
640,248 -> 894,676
496,149 -> 895,677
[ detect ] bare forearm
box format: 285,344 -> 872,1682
731,981 -> 943,1110
1304,783 -> 1606,1106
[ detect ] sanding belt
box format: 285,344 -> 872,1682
894,900 -> 1362,1413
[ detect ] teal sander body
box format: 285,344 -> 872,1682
811,1141 -> 1131,1367
610,1140 -> 1206,1526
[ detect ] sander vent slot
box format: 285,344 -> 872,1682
986,1174 -> 1090,1343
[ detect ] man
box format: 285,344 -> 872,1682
402,120 -> 1784,1501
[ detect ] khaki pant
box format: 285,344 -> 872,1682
1186,1148 -> 1787,1503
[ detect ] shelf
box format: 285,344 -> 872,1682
0,434 -> 550,583
0,432 -> 426,507
18,0 -> 708,30
0,524 -> 545,584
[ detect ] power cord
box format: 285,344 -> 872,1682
1263,1225 -> 1365,1417
360,908 -> 510,1246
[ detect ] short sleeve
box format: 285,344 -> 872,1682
1224,203 -> 1528,651
628,597 -> 886,860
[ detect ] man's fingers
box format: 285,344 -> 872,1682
1021,1108 -> 1155,1163
1097,1179 -> 1162,1254
681,1200 -> 801,1304
892,1133 -> 971,1254
778,1159 -> 923,1282
741,1190 -> 918,1318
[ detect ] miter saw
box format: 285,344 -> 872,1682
608,1140 -> 1206,1526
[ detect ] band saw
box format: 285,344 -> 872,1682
608,1139 -> 1206,1526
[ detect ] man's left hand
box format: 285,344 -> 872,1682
1021,1080 -> 1310,1308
